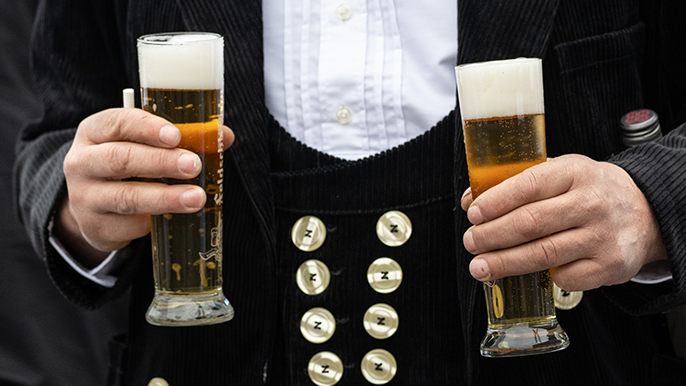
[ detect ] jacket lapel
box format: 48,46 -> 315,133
175,0 -> 277,257
458,0 -> 560,64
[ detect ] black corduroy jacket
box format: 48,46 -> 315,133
14,0 -> 686,385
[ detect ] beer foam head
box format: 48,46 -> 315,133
138,33 -> 223,90
455,58 -> 544,120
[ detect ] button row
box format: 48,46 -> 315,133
300,303 -> 399,344
296,257 -> 402,296
291,211 -> 413,253
308,349 -> 397,385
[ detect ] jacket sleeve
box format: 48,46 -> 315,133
602,0 -> 686,315
13,0 -> 142,309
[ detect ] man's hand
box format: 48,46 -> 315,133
54,108 -> 234,268
460,154 -> 667,291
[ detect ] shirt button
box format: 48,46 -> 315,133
376,210 -> 412,247
367,257 -> 403,294
361,349 -> 397,385
335,4 -> 352,21
292,215 -> 327,252
148,378 -> 169,386
553,284 -> 583,310
301,307 -> 337,344
296,259 -> 331,295
335,107 -> 353,125
363,303 -> 399,340
308,351 -> 344,386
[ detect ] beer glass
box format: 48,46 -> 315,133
138,32 -> 234,326
455,58 -> 569,357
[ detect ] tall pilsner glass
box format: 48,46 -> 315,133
455,58 -> 569,356
138,32 -> 234,326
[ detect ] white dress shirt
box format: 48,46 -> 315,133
263,0 -> 457,159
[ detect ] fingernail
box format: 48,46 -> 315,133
180,188 -> 204,209
463,229 -> 476,253
470,259 -> 491,281
467,205 -> 484,224
159,125 -> 180,146
461,187 -> 471,202
178,153 -> 200,175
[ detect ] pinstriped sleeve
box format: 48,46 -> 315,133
12,0 -> 142,309
603,123 -> 686,314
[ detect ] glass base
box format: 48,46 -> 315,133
146,290 -> 235,327
480,319 -> 569,358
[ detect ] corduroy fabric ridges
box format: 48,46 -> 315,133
270,111 -> 457,214
606,127 -> 686,314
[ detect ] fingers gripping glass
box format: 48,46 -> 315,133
455,58 -> 569,357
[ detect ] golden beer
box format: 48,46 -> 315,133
456,58 -> 569,357
144,88 -> 224,296
138,33 -> 234,326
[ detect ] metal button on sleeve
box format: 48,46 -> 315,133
301,307 -> 336,344
148,378 -> 169,386
363,303 -> 399,340
376,210 -> 412,247
292,216 -> 327,252
361,349 -> 397,385
554,284 -> 583,310
335,107 -> 353,125
296,259 -> 331,295
308,351 -> 344,386
367,257 -> 403,294
335,4 -> 352,21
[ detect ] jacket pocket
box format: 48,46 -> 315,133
547,22 -> 645,160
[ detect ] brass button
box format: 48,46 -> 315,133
361,349 -> 397,385
296,259 -> 331,295
376,210 -> 412,247
491,283 -> 504,318
308,351 -> 344,386
301,307 -> 336,344
367,257 -> 403,294
292,216 -> 327,252
148,378 -> 169,386
554,284 -> 583,310
363,303 -> 399,340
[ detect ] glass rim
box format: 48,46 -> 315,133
137,32 -> 223,45
455,57 -> 541,70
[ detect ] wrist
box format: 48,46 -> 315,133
53,197 -> 109,269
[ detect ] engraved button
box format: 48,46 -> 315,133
335,107 -> 353,125
308,351 -> 344,386
292,216 -> 327,252
336,4 -> 352,21
554,284 -> 583,310
361,349 -> 397,385
296,259 -> 331,295
363,303 -> 399,340
148,378 -> 169,386
376,210 -> 412,247
367,257 -> 403,294
301,307 -> 336,344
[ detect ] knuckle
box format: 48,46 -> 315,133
106,143 -> 133,175
516,168 -> 540,200
535,238 -> 559,268
100,109 -> 126,140
113,185 -> 139,214
62,150 -> 82,177
515,206 -> 543,239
